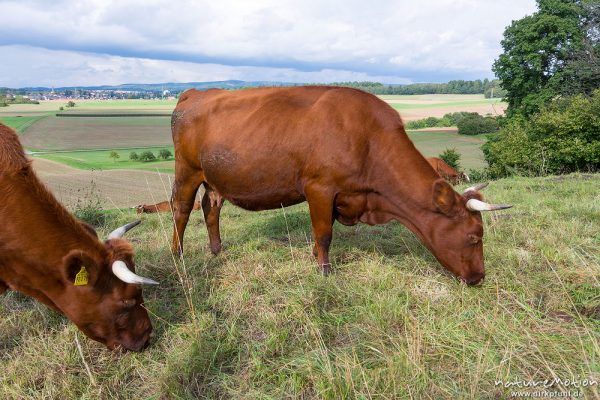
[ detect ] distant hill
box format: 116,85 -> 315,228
8,80 -> 296,92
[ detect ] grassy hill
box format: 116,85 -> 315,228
1,173 -> 598,398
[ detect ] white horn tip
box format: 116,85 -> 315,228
112,261 -> 159,285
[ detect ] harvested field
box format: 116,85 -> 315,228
32,158 -> 175,209
21,115 -> 172,150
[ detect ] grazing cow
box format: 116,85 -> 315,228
426,157 -> 470,185
135,200 -> 201,214
0,123 -> 158,351
170,87 -> 511,285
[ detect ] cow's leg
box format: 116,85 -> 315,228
171,164 -> 203,256
202,184 -> 223,255
305,185 -> 335,275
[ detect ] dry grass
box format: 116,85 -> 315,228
1,173 -> 598,399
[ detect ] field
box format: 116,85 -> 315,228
1,174 -> 598,398
2,94 -> 598,398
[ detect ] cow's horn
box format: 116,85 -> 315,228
466,198 -> 513,212
112,260 -> 159,285
463,182 -> 488,194
107,220 -> 141,240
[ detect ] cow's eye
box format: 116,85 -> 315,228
122,299 -> 136,308
468,234 -> 481,244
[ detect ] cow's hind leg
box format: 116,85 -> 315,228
202,184 -> 224,255
305,184 -> 335,275
171,164 -> 204,256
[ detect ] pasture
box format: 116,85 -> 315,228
1,173 -> 598,398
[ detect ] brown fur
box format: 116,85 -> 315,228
170,86 -> 507,285
0,123 -> 153,351
426,157 -> 468,185
135,200 -> 201,214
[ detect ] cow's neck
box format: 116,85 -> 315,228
364,131 -> 441,241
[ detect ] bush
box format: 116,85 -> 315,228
457,114 -> 500,135
129,151 -> 139,161
139,151 -> 156,162
439,148 -> 461,170
73,180 -> 105,227
158,149 -> 173,160
483,90 -> 600,177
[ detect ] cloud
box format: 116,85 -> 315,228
0,0 -> 538,86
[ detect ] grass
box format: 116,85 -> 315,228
389,99 -> 503,110
0,115 -> 48,133
407,130 -> 487,170
36,147 -> 175,172
1,173 -> 598,398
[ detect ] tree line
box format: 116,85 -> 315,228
327,79 -> 504,96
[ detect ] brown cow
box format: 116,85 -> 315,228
135,200 -> 201,214
0,123 -> 158,351
170,87 -> 511,285
426,157 -> 470,185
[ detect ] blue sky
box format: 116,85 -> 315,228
0,0 -> 537,87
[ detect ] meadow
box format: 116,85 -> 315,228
0,174 -> 598,398
1,94 -> 598,398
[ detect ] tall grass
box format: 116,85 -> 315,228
1,173 -> 598,398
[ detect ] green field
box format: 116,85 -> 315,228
0,115 -> 48,133
0,95 -> 500,173
38,147 -> 175,172
408,130 -> 487,169
1,173 -> 598,398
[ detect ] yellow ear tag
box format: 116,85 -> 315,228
74,266 -> 89,286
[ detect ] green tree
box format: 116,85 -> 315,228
66,101 -> 76,108
139,151 -> 156,162
158,149 -> 172,160
493,0 -> 587,116
109,151 -> 120,163
439,148 -> 461,171
129,151 -> 139,161
483,89 -> 600,177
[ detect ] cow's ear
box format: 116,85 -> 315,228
61,250 -> 100,287
432,179 -> 457,216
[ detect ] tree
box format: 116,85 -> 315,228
109,151 -> 120,163
562,2 -> 600,96
158,149 -> 172,160
139,151 -> 156,162
66,101 -> 76,108
483,89 -> 600,177
493,0 -> 587,116
439,148 -> 461,171
129,151 -> 139,161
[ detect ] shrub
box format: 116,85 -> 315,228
483,90 -> 600,177
439,148 -> 461,170
129,151 -> 139,161
73,180 -> 105,227
139,151 -> 156,162
457,114 -> 499,135
158,149 -> 173,160
109,151 -> 120,163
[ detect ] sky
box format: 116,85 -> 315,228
0,0 -> 538,88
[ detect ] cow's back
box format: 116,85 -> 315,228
171,87 -> 406,210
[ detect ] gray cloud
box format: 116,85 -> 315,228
0,0 -> 537,86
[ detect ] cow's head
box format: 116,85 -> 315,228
421,180 -> 511,285
60,221 -> 158,351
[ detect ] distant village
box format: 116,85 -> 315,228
1,89 -> 176,103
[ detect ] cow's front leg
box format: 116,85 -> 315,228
171,164 -> 203,256
202,184 -> 224,255
305,185 -> 335,275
